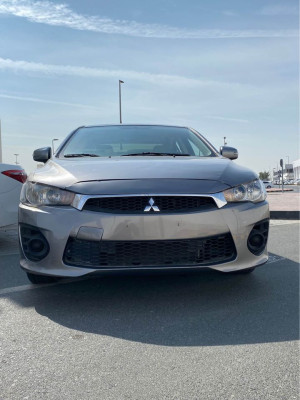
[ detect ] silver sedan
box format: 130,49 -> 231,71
19,125 -> 269,284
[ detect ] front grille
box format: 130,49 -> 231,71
82,196 -> 216,213
63,233 -> 236,268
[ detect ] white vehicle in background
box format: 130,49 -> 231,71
262,181 -> 273,189
0,164 -> 27,228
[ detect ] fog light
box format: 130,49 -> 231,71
20,224 -> 50,261
28,237 -> 48,254
248,232 -> 265,252
249,233 -> 264,247
247,220 -> 269,256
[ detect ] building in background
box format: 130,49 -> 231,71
293,159 -> 300,181
283,164 -> 294,182
273,163 -> 295,184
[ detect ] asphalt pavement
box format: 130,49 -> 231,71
0,220 -> 299,399
267,185 -> 300,219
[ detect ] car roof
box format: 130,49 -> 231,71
81,124 -> 191,129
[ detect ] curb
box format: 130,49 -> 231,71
270,210 -> 300,220
267,189 -> 294,193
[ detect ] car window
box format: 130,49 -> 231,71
188,140 -> 200,156
61,126 -> 216,157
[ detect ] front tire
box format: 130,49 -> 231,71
26,272 -> 59,284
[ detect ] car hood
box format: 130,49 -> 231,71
30,157 -> 257,194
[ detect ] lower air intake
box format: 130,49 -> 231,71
63,233 -> 236,268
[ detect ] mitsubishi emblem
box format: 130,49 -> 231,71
144,197 -> 160,212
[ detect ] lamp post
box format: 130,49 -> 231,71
119,80 -> 124,124
14,153 -> 19,165
52,138 -> 59,154
223,137 -> 227,145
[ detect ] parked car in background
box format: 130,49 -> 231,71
19,124 -> 269,284
263,181 -> 273,189
0,164 -> 27,228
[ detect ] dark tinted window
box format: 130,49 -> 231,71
62,126 -> 215,157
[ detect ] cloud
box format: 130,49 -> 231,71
222,10 -> 239,17
260,5 -> 298,16
0,0 -> 297,38
0,93 -> 99,109
0,57 -> 244,88
204,115 -> 249,123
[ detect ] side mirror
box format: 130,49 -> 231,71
220,146 -> 238,160
33,147 -> 52,163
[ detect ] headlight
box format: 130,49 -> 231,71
20,182 -> 75,206
223,179 -> 266,203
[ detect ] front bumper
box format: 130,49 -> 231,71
19,201 -> 269,277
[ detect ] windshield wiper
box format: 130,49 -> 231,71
64,153 -> 100,158
122,152 -> 191,157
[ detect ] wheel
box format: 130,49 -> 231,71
267,185 -> 271,189
26,272 -> 59,284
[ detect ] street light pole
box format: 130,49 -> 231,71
223,137 -> 227,145
14,153 -> 19,165
119,80 -> 124,124
52,139 -> 59,154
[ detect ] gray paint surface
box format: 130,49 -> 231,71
30,157 -> 257,191
19,201 -> 269,277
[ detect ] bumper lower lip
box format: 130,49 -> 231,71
19,200 -> 269,278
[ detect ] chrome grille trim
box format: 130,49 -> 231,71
72,192 -> 227,210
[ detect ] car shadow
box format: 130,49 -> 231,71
6,253 -> 299,347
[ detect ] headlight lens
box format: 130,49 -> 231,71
21,182 -> 75,206
223,179 -> 266,203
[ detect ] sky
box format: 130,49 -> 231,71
0,0 -> 299,175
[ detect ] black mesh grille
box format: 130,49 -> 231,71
83,196 -> 216,213
63,233 -> 236,268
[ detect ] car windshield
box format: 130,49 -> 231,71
61,126 -> 216,158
